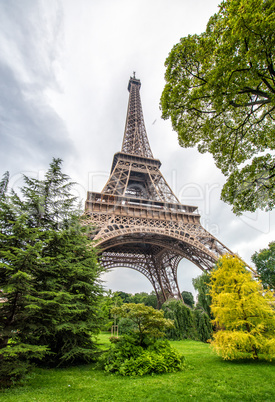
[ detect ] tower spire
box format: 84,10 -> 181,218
121,75 -> 153,158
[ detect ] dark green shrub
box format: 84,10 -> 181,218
0,355 -> 30,389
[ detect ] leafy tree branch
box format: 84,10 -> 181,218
161,0 -> 275,214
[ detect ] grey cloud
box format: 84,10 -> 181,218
0,0 -> 63,89
0,0 -> 73,176
0,61 -> 73,175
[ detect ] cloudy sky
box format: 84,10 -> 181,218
1,0 -> 274,297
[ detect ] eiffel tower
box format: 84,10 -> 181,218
85,74 -> 232,306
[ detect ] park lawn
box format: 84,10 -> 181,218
0,334 -> 274,402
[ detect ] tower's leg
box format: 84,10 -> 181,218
144,250 -> 182,307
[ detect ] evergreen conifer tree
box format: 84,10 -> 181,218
0,159 -> 104,386
0,180 -> 48,387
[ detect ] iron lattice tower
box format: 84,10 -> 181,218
85,75 -> 232,306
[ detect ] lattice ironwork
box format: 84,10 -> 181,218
101,154 -> 179,203
85,75 -> 234,306
121,74 -> 153,158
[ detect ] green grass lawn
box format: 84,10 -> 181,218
1,333 -> 274,402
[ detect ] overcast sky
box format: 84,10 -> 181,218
1,0 -> 274,298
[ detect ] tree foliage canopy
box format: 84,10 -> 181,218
161,0 -> 275,214
252,241 -> 275,291
181,291 -> 194,308
210,254 -> 275,360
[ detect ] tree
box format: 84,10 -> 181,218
144,291 -> 158,309
100,290 -> 123,331
192,272 -> 212,318
161,0 -> 275,214
192,272 -> 214,341
129,291 -> 158,308
12,157 -> 78,230
21,219 -> 104,366
252,242 -> 275,291
0,195 -> 48,387
129,292 -> 149,305
0,160 -> 104,380
116,291 -> 132,304
181,290 -> 194,308
0,171 -> 9,199
102,303 -> 184,376
210,254 -> 275,360
193,309 -> 213,343
162,299 -> 197,340
111,303 -> 173,347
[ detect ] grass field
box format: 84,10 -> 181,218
1,333 -> 274,401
